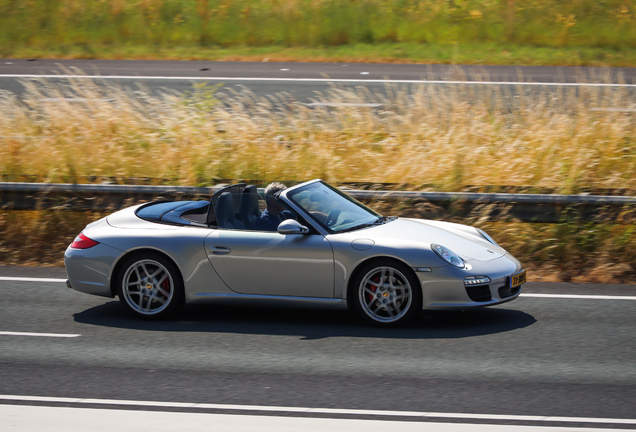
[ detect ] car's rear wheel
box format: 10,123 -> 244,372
352,261 -> 422,327
117,253 -> 184,320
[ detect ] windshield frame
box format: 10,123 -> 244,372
284,180 -> 382,234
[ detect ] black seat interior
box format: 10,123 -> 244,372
215,192 -> 245,230
238,185 -> 261,229
206,183 -> 245,226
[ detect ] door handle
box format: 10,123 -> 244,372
209,245 -> 231,255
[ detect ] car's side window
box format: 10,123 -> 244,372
247,193 -> 305,233
212,185 -> 314,233
213,186 -> 279,232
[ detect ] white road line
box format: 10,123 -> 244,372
2,74 -> 636,87
0,405 -> 629,432
0,277 -> 66,283
589,107 -> 636,112
39,98 -> 114,102
520,293 -> 636,301
0,395 -> 634,425
0,332 -> 80,338
306,102 -> 383,107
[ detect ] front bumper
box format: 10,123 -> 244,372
417,254 -> 524,309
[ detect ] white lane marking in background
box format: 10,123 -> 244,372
520,293 -> 636,301
0,332 -> 80,338
306,102 -> 383,107
39,98 -> 114,102
0,395 -> 635,425
588,107 -> 636,112
0,277 -> 66,283
0,405 -> 630,432
2,74 -> 636,87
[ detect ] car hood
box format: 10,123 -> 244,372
356,218 -> 506,262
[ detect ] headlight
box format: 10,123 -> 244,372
476,228 -> 500,248
432,244 -> 465,268
464,275 -> 491,285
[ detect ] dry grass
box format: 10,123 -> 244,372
0,210 -> 103,267
1,73 -> 635,282
1,72 -> 636,194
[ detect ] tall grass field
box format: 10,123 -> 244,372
0,75 -> 635,281
1,0 -> 636,65
2,75 -> 635,191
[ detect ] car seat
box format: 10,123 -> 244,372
215,192 -> 245,230
238,185 -> 261,229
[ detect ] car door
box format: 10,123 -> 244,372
204,229 -> 335,297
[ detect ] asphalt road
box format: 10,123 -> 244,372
2,58 -> 636,103
1,266 -> 635,429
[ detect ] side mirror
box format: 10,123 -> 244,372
277,219 -> 310,235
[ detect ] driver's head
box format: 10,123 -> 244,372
264,182 -> 287,216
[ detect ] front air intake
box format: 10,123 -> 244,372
465,285 -> 492,302
498,285 -> 521,299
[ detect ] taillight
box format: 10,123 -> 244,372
70,233 -> 99,249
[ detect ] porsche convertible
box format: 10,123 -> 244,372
65,179 -> 526,326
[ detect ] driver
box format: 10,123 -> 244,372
255,182 -> 296,231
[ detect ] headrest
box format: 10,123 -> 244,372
215,192 -> 234,226
239,185 -> 259,213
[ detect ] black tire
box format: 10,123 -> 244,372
116,252 -> 184,320
351,260 -> 422,327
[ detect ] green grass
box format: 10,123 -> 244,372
2,0 -> 636,66
8,42 -> 636,67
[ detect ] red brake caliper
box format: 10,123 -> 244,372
161,278 -> 171,299
367,276 -> 380,302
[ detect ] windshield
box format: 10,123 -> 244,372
287,182 -> 381,233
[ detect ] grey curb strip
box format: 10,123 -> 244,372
1,182 -> 635,206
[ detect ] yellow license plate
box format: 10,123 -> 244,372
510,270 -> 527,288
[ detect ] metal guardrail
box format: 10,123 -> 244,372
1,182 -> 635,223
347,189 -> 636,206
0,182 -> 218,196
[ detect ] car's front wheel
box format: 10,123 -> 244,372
352,261 -> 422,327
117,253 -> 184,319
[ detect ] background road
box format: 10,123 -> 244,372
1,266 -> 635,428
2,59 -> 636,103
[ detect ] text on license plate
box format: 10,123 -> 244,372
510,270 -> 527,288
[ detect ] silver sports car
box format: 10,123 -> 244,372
65,179 -> 526,326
